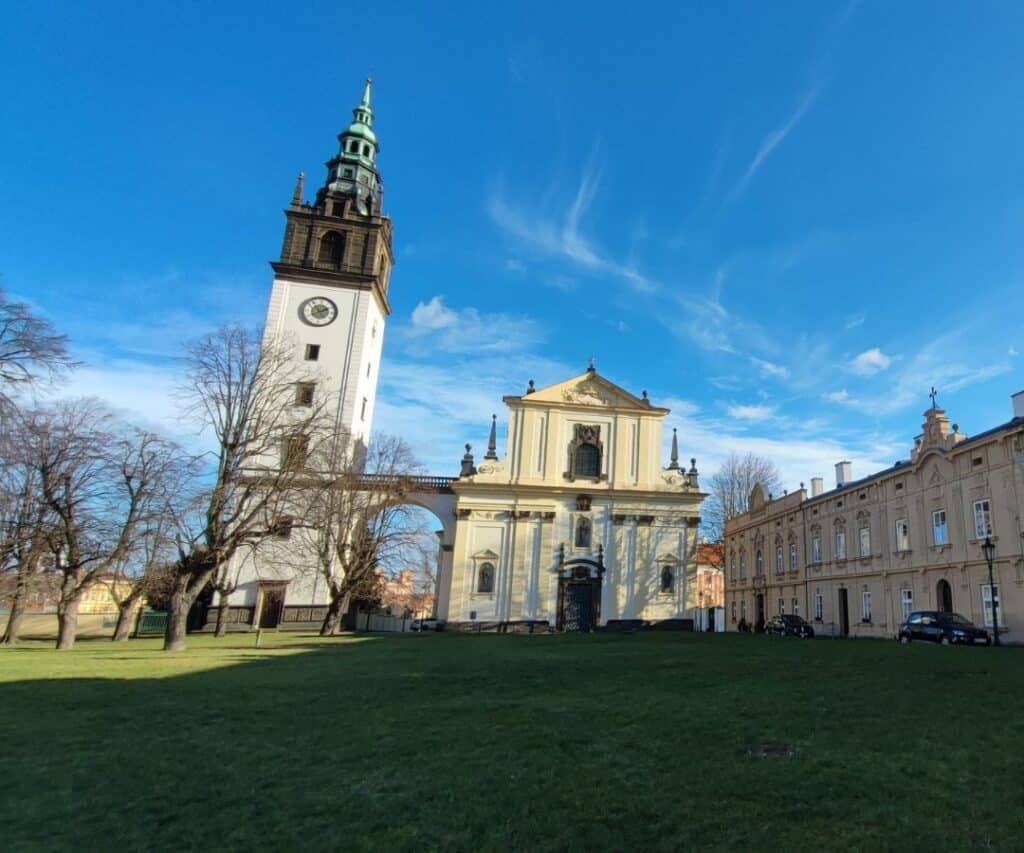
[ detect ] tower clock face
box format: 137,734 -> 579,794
299,297 -> 338,327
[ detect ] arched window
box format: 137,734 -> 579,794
739,551 -> 746,579
477,562 -> 495,594
349,140 -> 359,152
775,545 -> 783,573
574,443 -> 600,478
755,549 -> 764,576
575,518 -> 592,548
661,565 -> 674,593
731,601 -> 737,622
362,144 -> 371,156
318,230 -> 346,264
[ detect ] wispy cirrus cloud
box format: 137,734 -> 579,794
729,80 -> 824,202
487,168 -> 655,293
726,403 -> 776,420
825,330 -> 1011,416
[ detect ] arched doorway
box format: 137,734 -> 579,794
755,593 -> 765,628
556,558 -> 604,632
937,579 -> 953,613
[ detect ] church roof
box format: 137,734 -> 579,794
503,368 -> 669,414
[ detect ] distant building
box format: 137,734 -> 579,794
690,543 -> 724,608
725,391 -> 1024,639
379,569 -> 434,618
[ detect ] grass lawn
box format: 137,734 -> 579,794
3,633 -> 1024,852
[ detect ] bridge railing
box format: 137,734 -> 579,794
359,473 -> 457,493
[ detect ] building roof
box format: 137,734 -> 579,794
693,542 -> 723,568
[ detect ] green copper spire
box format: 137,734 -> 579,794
323,77 -> 383,215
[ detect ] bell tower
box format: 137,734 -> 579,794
262,78 -> 394,445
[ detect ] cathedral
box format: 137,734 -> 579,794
218,80 -> 708,632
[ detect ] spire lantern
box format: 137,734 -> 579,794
322,77 -> 383,215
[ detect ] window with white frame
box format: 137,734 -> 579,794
775,545 -> 783,573
811,536 -> 822,564
973,500 -> 993,540
861,590 -> 872,622
813,593 -> 823,621
932,509 -> 948,546
900,588 -> 913,620
895,518 -> 910,552
778,598 -> 785,615
729,551 -> 736,581
739,552 -> 746,579
731,601 -> 736,622
835,530 -> 846,560
859,527 -> 870,557
755,549 -> 764,576
789,543 -> 797,571
792,597 -> 799,616
981,584 -> 1000,628
740,600 -> 747,620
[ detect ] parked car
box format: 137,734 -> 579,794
410,618 -> 443,632
898,611 -> 990,645
764,614 -> 815,638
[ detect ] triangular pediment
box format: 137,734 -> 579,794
510,371 -> 665,412
473,549 -> 500,560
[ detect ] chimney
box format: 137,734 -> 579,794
835,461 -> 852,488
811,477 -> 824,497
1013,390 -> 1024,419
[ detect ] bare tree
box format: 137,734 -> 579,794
0,412 -> 51,645
163,326 -> 331,651
26,400 -> 183,649
702,452 -> 783,541
0,287 -> 74,408
298,434 -> 430,636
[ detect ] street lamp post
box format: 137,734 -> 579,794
982,536 -> 1000,647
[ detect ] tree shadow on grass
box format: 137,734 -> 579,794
4,634 -> 1024,852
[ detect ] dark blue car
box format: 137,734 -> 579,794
898,611 -> 990,645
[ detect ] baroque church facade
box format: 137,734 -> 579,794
217,80 -> 708,632
438,370 -> 705,630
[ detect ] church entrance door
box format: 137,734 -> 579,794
556,561 -> 603,632
564,583 -> 594,632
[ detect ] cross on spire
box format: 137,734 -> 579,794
929,386 -> 939,409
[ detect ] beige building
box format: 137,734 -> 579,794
439,367 -> 706,631
725,391 -> 1024,640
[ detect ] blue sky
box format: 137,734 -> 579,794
3,1 -> 1023,487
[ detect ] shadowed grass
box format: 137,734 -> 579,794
2,633 -> 1023,852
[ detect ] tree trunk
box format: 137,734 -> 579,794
319,591 -> 349,636
164,576 -> 193,651
56,595 -> 82,650
214,590 -> 231,638
112,593 -> 142,642
1,572 -> 29,645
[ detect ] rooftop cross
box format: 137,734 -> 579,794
929,386 -> 939,409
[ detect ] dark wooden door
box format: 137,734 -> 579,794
564,583 -> 593,632
937,580 -> 953,613
259,587 -> 284,628
838,589 -> 849,636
